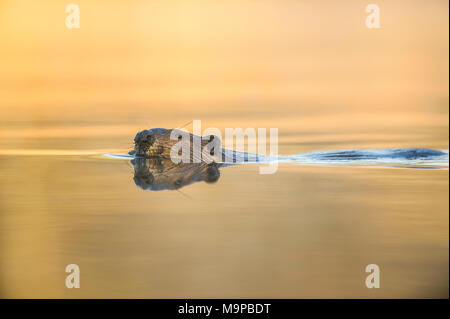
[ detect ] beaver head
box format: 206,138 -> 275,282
131,128 -> 222,162
132,128 -> 175,158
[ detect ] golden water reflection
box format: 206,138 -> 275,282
0,0 -> 448,298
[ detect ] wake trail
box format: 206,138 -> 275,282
106,148 -> 449,169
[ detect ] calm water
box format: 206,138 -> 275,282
0,0 -> 448,298
0,120 -> 448,298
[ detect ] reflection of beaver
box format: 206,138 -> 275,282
132,157 -> 221,191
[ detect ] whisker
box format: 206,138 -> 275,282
176,189 -> 192,200
175,120 -> 193,130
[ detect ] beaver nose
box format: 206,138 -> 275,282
134,130 -> 154,144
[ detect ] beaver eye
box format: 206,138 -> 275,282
178,135 -> 182,140
175,178 -> 182,186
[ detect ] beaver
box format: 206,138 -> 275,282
129,128 -> 264,190
129,128 -> 260,164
